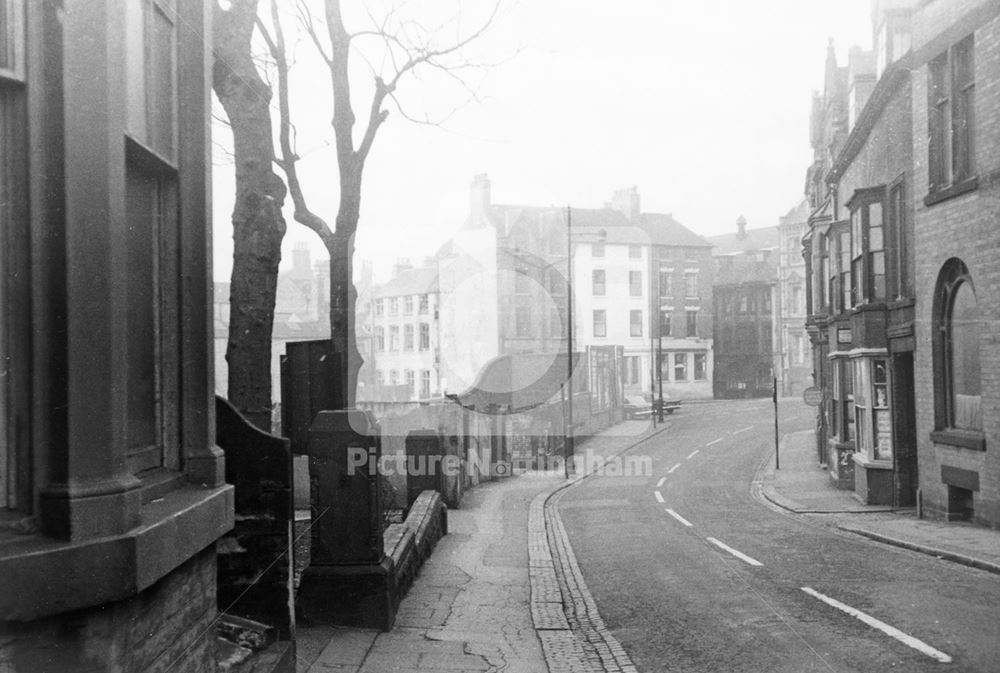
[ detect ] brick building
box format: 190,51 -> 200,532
803,0 -> 999,525
909,0 -> 1000,527
709,218 -> 779,398
1,1 -> 235,671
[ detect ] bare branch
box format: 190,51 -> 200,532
296,0 -> 332,67
270,0 -> 334,246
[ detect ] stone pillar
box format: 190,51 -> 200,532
39,0 -> 141,541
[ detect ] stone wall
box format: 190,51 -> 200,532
0,548 -> 217,673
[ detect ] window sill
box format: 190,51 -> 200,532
0,483 -> 234,621
852,453 -> 893,469
930,428 -> 986,451
924,176 -> 978,207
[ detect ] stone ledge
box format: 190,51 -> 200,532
0,483 -> 234,621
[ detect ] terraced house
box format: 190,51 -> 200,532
803,0 -> 1000,527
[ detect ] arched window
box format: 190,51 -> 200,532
934,259 -> 982,435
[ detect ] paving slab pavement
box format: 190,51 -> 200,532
760,428 -> 1000,575
297,418 -> 667,673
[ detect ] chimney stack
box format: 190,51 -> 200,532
737,215 -> 747,238
611,186 -> 640,222
470,173 -> 491,220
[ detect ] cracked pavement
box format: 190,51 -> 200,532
299,473 -> 564,672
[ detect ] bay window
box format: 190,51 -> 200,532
848,188 -> 886,306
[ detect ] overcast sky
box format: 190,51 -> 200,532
211,0 -> 873,283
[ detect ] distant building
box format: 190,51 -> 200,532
776,201 -> 813,396
362,262 -> 442,402
709,218 -> 779,398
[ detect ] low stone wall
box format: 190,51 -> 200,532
384,490 -> 448,613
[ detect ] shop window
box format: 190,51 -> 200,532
673,353 -> 687,382
629,310 -> 643,337
694,353 -> 707,381
831,359 -> 855,443
853,358 -> 892,462
933,260 -> 982,435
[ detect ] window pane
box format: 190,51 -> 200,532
125,169 -> 160,454
629,270 -> 642,296
592,270 -> 605,296
673,353 -> 686,381
950,281 -> 981,429
694,354 -> 706,380
593,310 -> 606,337
149,2 -> 177,157
630,310 -> 642,337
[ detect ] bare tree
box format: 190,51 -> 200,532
260,0 -> 502,408
213,0 -> 288,430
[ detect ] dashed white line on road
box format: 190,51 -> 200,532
801,587 -> 952,663
667,463 -> 681,474
706,438 -> 723,447
706,537 -> 763,566
732,426 -> 753,435
656,477 -> 666,488
654,490 -> 664,503
686,449 -> 700,460
664,509 -> 693,527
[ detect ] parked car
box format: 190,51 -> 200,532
623,395 -> 653,420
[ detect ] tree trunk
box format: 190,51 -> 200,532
213,0 -> 287,430
327,170 -> 363,409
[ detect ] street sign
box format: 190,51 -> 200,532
803,386 -> 823,407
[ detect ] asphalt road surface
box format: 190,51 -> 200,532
558,398 -> 1000,673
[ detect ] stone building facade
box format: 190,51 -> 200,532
1,1 -> 234,671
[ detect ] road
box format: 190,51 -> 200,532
557,398 -> 1000,672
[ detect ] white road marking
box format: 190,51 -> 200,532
664,509 -> 693,527
706,537 -> 763,566
656,477 -> 666,488
654,490 -> 664,503
706,438 -> 723,447
732,426 -> 753,435
686,449 -> 700,460
801,587 -> 952,663
667,463 -> 681,474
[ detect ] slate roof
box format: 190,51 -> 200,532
372,266 -> 439,298
707,225 -> 780,256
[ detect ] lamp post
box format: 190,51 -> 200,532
565,205 -> 574,479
